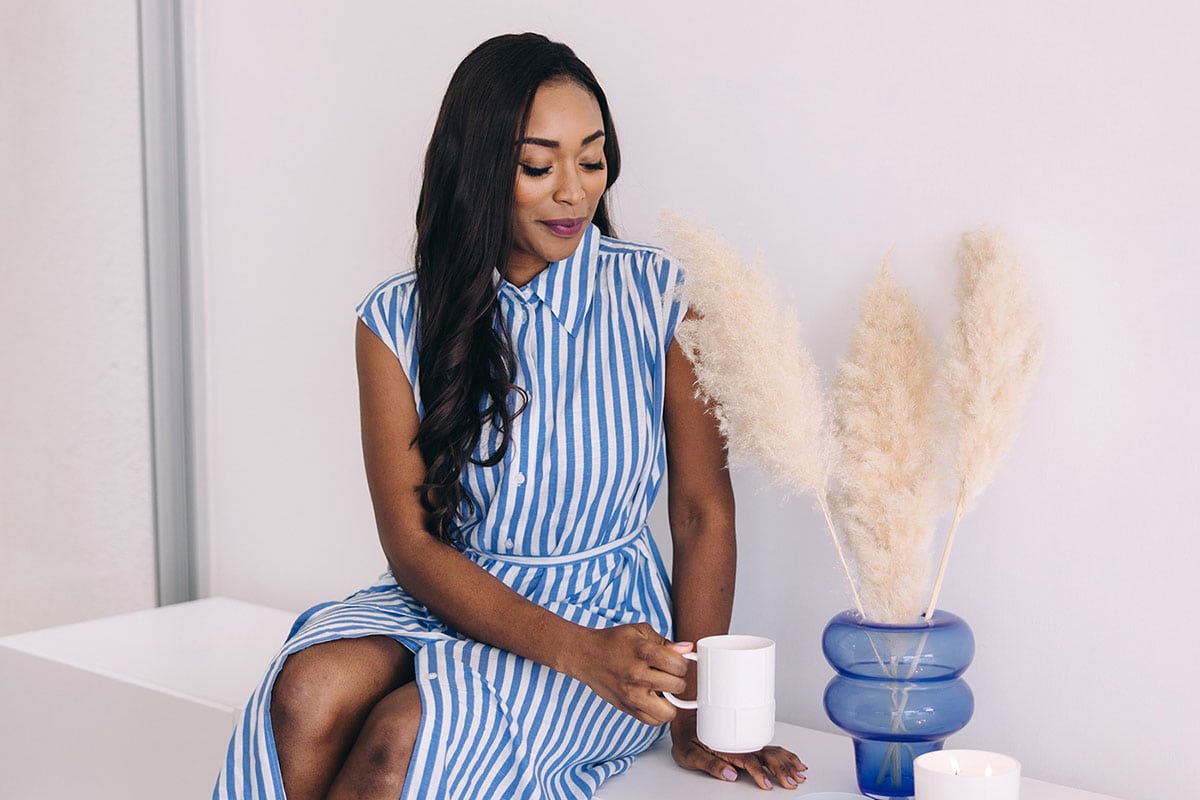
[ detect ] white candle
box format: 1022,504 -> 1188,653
914,749 -> 1021,800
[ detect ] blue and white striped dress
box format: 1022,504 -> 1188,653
214,224 -> 688,799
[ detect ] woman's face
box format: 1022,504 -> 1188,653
507,79 -> 608,285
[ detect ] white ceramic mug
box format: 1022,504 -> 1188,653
664,634 -> 775,753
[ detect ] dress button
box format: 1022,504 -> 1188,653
514,472 -> 525,485
506,538 -> 515,549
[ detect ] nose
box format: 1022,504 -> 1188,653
553,166 -> 586,205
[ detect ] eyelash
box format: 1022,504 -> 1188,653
520,161 -> 605,177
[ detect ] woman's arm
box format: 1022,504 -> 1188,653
663,335 -> 737,648
356,319 -> 688,725
663,331 -> 809,790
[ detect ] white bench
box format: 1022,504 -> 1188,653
0,599 -> 1123,800
0,597 -> 295,800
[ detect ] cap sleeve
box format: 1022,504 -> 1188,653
656,252 -> 688,346
356,272 -> 421,387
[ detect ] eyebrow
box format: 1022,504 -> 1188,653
519,130 -> 606,149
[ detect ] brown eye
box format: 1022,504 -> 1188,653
520,164 -> 551,177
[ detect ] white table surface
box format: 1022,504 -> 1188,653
598,722 -> 1124,799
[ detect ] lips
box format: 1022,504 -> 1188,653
540,218 -> 585,237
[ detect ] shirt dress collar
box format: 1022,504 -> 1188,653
497,223 -> 600,337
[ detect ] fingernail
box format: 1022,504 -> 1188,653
794,772 -> 806,783
764,777 -> 774,789
673,641 -> 694,650
722,767 -> 738,781
782,775 -> 796,788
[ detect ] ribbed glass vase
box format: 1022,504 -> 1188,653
822,610 -> 975,799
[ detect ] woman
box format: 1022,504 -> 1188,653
215,33 -> 807,799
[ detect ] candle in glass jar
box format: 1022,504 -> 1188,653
914,749 -> 1021,800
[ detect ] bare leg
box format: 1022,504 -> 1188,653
326,682 -> 423,800
269,635 -> 413,800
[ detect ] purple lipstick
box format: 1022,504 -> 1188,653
541,218 -> 585,237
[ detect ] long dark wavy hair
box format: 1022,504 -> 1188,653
414,33 -> 621,540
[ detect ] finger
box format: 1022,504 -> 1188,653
629,652 -> 688,694
619,682 -> 677,726
640,641 -> 690,677
626,624 -> 693,679
673,740 -> 738,783
727,752 -> 774,790
634,691 -> 680,725
622,699 -> 670,727
764,746 -> 808,785
644,667 -> 688,696
759,747 -> 805,789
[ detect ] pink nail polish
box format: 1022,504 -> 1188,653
722,767 -> 738,781
764,777 -> 774,789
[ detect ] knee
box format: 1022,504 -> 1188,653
271,646 -> 372,742
271,657 -> 342,742
270,636 -> 411,744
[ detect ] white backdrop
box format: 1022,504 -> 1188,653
1,0 -> 156,635
187,3 -> 1199,798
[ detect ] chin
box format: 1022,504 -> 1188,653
548,243 -> 581,262
538,236 -> 583,263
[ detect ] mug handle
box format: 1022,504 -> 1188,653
662,652 -> 698,709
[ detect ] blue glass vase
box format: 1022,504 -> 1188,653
822,610 -> 975,799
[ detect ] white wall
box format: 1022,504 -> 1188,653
189,3 -> 1199,798
0,1 -> 156,634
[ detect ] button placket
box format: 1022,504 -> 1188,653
500,289 -> 538,557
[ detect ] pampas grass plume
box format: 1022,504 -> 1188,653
925,228 -> 1044,616
658,211 -> 833,495
831,258 -> 942,623
944,229 -> 1044,510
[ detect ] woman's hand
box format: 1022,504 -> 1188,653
567,623 -> 691,726
670,712 -> 808,790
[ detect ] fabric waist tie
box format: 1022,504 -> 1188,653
468,525 -> 648,568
